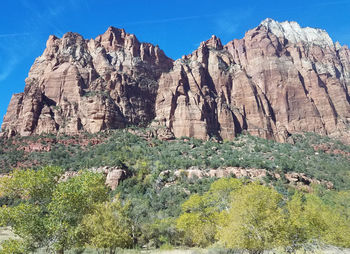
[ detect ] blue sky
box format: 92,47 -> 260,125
1,0 -> 350,127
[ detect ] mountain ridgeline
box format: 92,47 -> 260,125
2,18 -> 350,143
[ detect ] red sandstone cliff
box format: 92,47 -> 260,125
2,27 -> 173,136
155,19 -> 350,142
2,19 -> 350,142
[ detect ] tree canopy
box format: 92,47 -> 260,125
81,195 -> 134,254
177,178 -> 350,253
0,167 -> 109,254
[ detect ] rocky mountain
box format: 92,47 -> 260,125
2,27 -> 173,136
2,19 -> 350,142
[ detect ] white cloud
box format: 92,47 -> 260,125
216,19 -> 239,36
0,33 -> 34,38
214,9 -> 253,38
0,57 -> 18,82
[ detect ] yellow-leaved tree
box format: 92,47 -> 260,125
217,183 -> 288,254
0,167 -> 109,254
287,191 -> 350,248
176,178 -> 243,247
81,195 -> 134,254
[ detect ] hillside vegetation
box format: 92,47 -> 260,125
0,129 -> 349,189
0,129 -> 349,253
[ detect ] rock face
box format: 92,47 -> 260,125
2,27 -> 173,136
2,19 -> 350,142
155,19 -> 350,142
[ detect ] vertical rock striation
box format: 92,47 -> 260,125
2,27 -> 173,136
2,19 -> 350,142
155,19 -> 350,142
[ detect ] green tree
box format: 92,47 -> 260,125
176,209 -> 217,247
0,167 -> 109,254
218,183 -> 288,254
81,195 -> 133,254
176,178 -> 243,247
287,191 -> 350,248
47,171 -> 109,253
140,218 -> 180,248
0,167 -> 62,252
205,177 -> 243,211
0,239 -> 28,254
0,167 -> 62,203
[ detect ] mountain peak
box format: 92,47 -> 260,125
2,21 -> 349,143
260,18 -> 334,47
203,35 -> 223,50
105,26 -> 126,35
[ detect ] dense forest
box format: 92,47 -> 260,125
0,129 -> 350,253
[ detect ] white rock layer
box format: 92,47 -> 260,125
260,18 -> 334,48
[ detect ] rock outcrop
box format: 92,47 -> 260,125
2,27 -> 173,136
60,166 -> 129,190
155,19 -> 350,142
2,19 -> 350,142
157,167 -> 334,190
